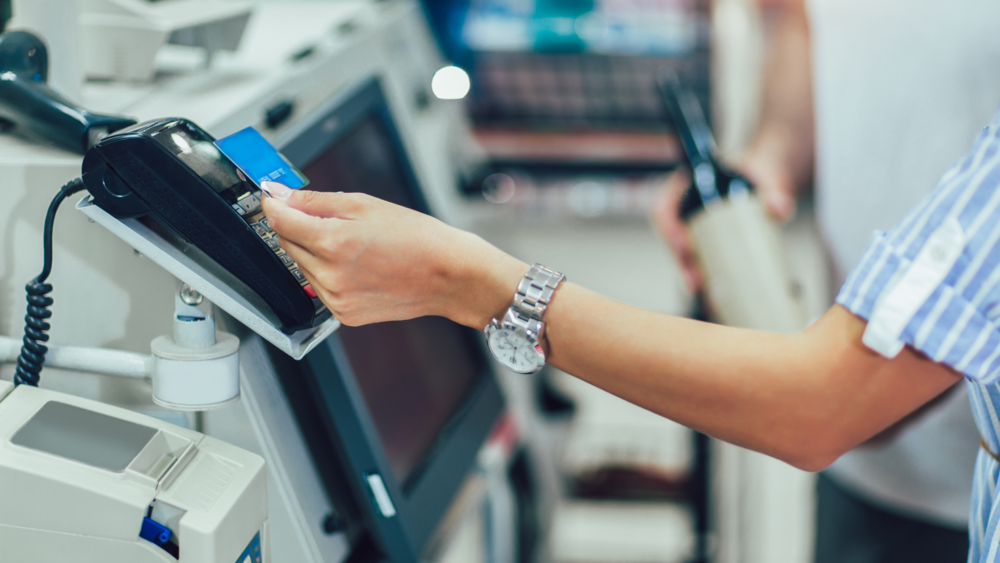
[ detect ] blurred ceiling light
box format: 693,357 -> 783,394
482,173 -> 516,204
431,65 -> 470,100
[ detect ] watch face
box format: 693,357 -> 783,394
488,327 -> 543,374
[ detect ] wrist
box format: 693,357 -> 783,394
482,263 -> 565,374
439,232 -> 528,330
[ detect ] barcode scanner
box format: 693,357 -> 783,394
0,31 -> 135,154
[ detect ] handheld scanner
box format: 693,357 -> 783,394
657,73 -> 753,218
0,31 -> 135,154
82,118 -> 330,333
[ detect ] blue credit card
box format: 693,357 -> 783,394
216,127 -> 309,190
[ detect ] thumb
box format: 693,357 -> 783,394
738,154 -> 797,222
741,164 -> 796,221
260,181 -> 293,200
261,193 -> 327,245
760,183 -> 796,221
266,185 -> 365,219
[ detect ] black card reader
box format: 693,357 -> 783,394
82,118 -> 330,333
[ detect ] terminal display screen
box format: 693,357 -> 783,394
150,121 -> 246,195
300,115 -> 484,485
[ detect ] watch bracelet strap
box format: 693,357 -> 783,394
511,263 -> 565,324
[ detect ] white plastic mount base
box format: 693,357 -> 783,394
151,332 -> 241,411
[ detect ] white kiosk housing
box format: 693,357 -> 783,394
0,380 -> 269,562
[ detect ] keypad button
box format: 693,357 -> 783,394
279,253 -> 294,266
232,203 -> 248,216
290,268 -> 306,282
259,217 -> 271,231
265,237 -> 281,251
239,196 -> 260,215
252,224 -> 267,236
246,194 -> 261,211
303,284 -> 317,298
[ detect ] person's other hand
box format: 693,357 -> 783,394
650,150 -> 797,293
260,183 -> 527,328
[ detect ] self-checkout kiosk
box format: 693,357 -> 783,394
0,2 -> 504,562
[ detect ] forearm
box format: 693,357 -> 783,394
452,254 -> 961,470
544,287 -> 958,470
746,0 -> 815,190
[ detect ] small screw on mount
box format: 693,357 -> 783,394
179,284 -> 203,306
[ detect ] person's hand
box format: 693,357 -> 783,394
650,148 -> 798,293
651,169 -> 701,291
260,183 -> 528,328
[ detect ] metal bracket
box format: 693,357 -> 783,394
77,196 -> 339,359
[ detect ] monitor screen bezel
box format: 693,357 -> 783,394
275,78 -> 506,562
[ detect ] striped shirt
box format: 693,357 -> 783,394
836,106 -> 1000,562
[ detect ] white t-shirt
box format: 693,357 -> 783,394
808,0 -> 1000,528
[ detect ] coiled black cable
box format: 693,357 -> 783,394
14,178 -> 86,386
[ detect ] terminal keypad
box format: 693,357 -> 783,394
231,189 -> 317,299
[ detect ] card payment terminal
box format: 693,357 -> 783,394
81,119 -> 329,334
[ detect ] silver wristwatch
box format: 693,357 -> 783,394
485,263 -> 565,374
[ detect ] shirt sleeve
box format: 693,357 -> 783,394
836,107 -> 1000,383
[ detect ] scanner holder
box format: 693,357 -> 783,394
77,197 -> 340,360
